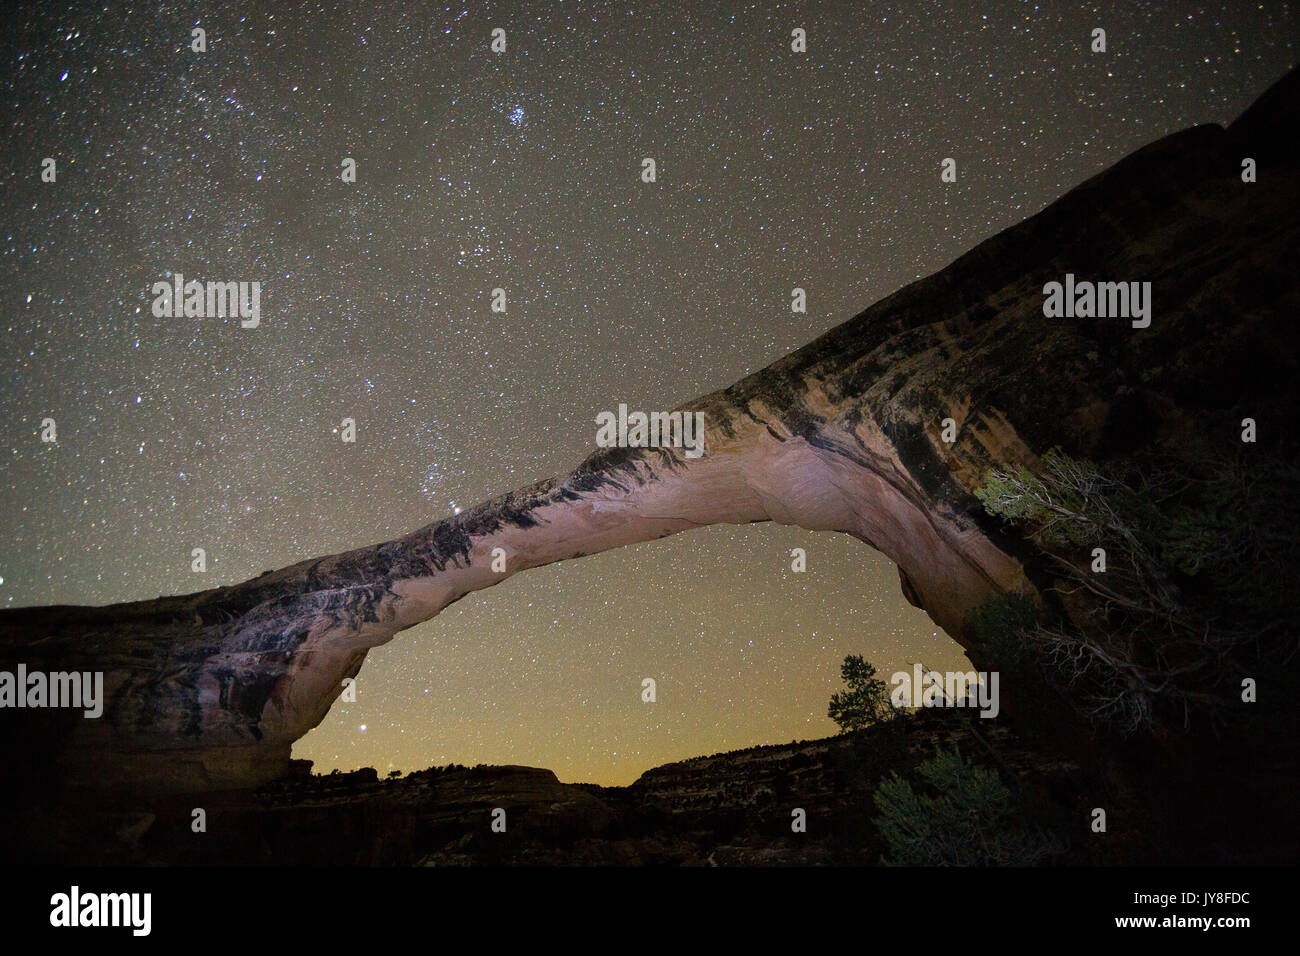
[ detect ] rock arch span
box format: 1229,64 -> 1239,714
3,68 -> 1297,792
0,377 -> 1031,793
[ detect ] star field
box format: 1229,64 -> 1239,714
1,2 -> 1294,784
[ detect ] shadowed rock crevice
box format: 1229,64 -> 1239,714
2,68 -> 1297,794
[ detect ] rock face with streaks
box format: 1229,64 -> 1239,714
2,69 -> 1297,795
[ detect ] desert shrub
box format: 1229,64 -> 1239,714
973,449 -> 1298,735
871,747 -> 1061,866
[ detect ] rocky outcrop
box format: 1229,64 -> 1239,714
3,69 -> 1297,795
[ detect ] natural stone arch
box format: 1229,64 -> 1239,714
5,70 -> 1296,793
0,390 -> 1030,794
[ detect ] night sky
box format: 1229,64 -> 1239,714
2,2 -> 1294,785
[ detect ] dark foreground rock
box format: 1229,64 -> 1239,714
3,710 -> 1062,865
6,706 -> 1295,866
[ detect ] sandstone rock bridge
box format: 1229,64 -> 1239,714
3,69 -> 1297,794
